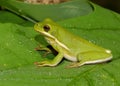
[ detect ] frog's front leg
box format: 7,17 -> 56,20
35,44 -> 51,51
35,44 -> 52,57
67,51 -> 112,68
35,51 -> 64,67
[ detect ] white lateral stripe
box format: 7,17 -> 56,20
42,32 -> 70,51
84,56 -> 112,64
106,50 -> 111,53
55,39 -> 70,50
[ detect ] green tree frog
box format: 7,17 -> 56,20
34,19 -> 112,68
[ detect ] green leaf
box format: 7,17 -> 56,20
0,0 -> 93,21
0,2 -> 120,86
0,23 -> 42,70
0,11 -> 25,24
0,11 -> 35,27
58,3 -> 120,29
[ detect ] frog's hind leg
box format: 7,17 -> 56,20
67,51 -> 112,68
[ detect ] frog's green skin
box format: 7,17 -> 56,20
34,19 -> 112,68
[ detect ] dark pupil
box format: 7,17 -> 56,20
43,25 -> 50,32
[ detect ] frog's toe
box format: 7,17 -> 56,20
66,62 -> 79,68
66,62 -> 85,68
34,61 -> 50,67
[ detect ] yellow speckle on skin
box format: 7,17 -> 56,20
18,9 -> 22,12
6,43 -> 9,46
30,38 -> 34,41
3,64 -> 7,66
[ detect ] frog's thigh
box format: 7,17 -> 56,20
67,51 -> 111,68
77,51 -> 111,66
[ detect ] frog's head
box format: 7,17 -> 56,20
34,18 -> 59,38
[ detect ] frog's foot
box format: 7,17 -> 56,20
35,45 -> 43,51
34,52 -> 64,67
35,45 -> 51,51
35,45 -> 52,57
43,51 -> 52,57
34,61 -> 55,67
66,62 -> 84,68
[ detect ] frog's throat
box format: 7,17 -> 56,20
41,32 -> 70,51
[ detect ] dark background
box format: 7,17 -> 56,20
91,0 -> 120,13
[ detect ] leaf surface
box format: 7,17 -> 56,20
0,2 -> 120,86
0,0 -> 93,21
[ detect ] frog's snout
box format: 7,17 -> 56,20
34,23 -> 39,31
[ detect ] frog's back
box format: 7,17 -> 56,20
56,27 -> 107,53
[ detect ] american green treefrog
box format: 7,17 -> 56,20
34,19 -> 112,68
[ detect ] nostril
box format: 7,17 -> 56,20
36,23 -> 39,26
34,23 -> 39,30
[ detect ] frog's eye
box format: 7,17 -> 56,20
43,25 -> 50,32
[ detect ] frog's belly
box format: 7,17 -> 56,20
64,54 -> 77,62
